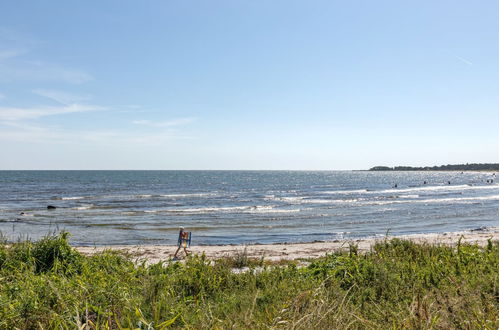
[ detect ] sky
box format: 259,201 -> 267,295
0,0 -> 498,170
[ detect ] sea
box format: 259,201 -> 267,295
0,171 -> 497,246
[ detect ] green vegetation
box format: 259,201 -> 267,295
369,163 -> 499,171
0,233 -> 497,329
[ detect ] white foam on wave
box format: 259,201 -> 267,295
135,194 -> 153,198
269,196 -> 312,204
247,206 -> 300,214
72,204 -> 94,210
370,184 -> 498,195
316,184 -> 498,197
272,193 -> 418,205
398,194 -> 419,199
363,194 -> 499,206
322,189 -> 368,195
58,192 -> 217,201
275,197 -> 364,205
331,231 -> 351,239
160,193 -> 216,198
272,191 -> 499,207
417,194 -> 499,204
167,206 -> 256,213
161,205 -> 300,214
308,198 -> 358,204
135,206 -> 248,214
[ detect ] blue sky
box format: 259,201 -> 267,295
0,1 -> 498,170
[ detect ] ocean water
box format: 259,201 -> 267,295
0,170 -> 497,246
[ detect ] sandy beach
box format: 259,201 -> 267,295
76,227 -> 499,264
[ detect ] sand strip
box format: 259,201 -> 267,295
76,228 -> 498,264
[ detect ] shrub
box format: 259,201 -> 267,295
30,231 -> 83,273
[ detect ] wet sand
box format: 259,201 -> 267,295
76,227 -> 498,264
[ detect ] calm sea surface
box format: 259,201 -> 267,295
0,171 -> 497,246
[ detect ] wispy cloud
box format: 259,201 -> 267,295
132,117 -> 196,127
76,129 -> 195,145
32,89 -> 92,105
0,121 -> 62,142
0,104 -> 106,122
0,29 -> 92,84
0,122 -> 194,145
0,29 -> 196,148
0,49 -> 27,60
0,101 -> 195,144
0,60 -> 93,84
453,54 -> 473,66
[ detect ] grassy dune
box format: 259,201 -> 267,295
0,233 -> 497,329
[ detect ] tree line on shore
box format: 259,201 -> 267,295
369,163 -> 499,171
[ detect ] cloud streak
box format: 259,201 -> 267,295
0,30 -> 92,84
0,49 -> 27,60
453,54 -> 473,66
0,102 -> 195,145
0,104 -> 106,122
0,29 -> 197,150
132,117 -> 196,128
32,89 -> 92,105
0,60 -> 93,84
0,123 -> 194,145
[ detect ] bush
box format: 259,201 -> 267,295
0,232 -> 82,274
30,232 -> 83,273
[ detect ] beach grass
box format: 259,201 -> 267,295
0,233 -> 497,329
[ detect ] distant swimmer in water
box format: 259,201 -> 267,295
393,183 -> 398,188
447,181 -> 451,185
423,181 -> 427,185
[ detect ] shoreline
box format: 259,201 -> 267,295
76,227 -> 498,263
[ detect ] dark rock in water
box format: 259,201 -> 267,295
47,205 -> 57,210
471,226 -> 487,232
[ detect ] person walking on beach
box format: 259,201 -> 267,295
173,226 -> 191,259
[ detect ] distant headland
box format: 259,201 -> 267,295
369,163 -> 499,171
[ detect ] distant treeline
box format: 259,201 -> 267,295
369,163 -> 499,171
